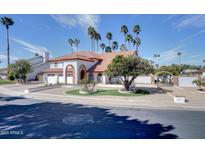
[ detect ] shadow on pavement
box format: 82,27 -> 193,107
0,96 -> 26,102
0,102 -> 177,139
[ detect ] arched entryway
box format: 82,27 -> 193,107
65,64 -> 75,84
79,64 -> 87,81
80,70 -> 86,80
155,71 -> 174,86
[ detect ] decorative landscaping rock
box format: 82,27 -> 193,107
118,89 -> 132,94
79,89 -> 90,95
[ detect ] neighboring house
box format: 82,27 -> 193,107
26,52 -> 50,81
0,52 -> 50,81
182,69 -> 202,76
0,68 -> 7,79
201,68 -> 205,78
42,51 -> 136,85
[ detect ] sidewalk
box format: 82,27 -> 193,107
1,84 -> 205,111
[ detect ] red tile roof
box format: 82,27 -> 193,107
42,68 -> 63,74
48,51 -> 102,62
88,51 -> 135,72
46,51 -> 135,73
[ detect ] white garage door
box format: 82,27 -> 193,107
47,75 -> 57,84
58,75 -> 64,84
67,76 -> 73,84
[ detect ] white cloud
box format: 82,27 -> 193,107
50,14 -> 100,31
163,14 -> 178,23
176,15 -> 205,30
12,38 -> 52,57
157,46 -> 184,64
0,54 -> 19,61
180,29 -> 205,43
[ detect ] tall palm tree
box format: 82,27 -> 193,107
125,34 -> 133,50
177,52 -> 182,65
133,38 -> 141,53
121,25 -> 128,46
133,25 -> 141,38
203,59 -> 205,67
100,43 -> 105,52
112,41 -> 118,51
106,32 -> 112,47
120,44 -> 127,51
74,39 -> 80,51
154,54 -> 160,67
0,17 -> 14,68
88,26 -> 96,52
68,39 -> 74,52
94,32 -> 101,53
157,54 -> 160,66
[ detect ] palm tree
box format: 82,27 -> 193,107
120,44 -> 127,51
88,26 -> 96,52
68,39 -> 74,52
154,54 -> 160,67
121,25 -> 128,46
203,59 -> 205,67
94,32 -> 101,53
157,54 -> 160,66
133,25 -> 141,38
74,39 -> 80,51
112,41 -> 118,51
106,32 -> 112,48
133,38 -> 141,54
125,34 -> 133,50
0,17 -> 14,68
177,52 -> 182,65
100,43 -> 105,52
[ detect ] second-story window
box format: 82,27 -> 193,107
55,62 -> 57,68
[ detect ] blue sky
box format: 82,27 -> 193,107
0,14 -> 205,68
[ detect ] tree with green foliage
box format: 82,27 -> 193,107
121,25 -> 129,46
193,79 -> 205,90
100,43 -> 105,52
8,60 -> 32,83
133,37 -> 141,55
177,52 -> 182,65
68,38 -> 74,52
88,26 -> 96,52
133,25 -> 141,38
106,32 -> 112,48
120,44 -> 127,51
107,55 -> 154,91
74,39 -> 80,51
94,32 -> 101,53
112,41 -> 118,51
125,34 -> 133,50
156,64 -> 181,76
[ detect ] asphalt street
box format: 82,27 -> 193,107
0,93 -> 205,139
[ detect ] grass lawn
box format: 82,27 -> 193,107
0,79 -> 14,85
66,89 -> 149,96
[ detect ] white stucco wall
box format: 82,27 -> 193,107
62,60 -> 78,84
134,76 -> 152,84
202,72 -> 205,78
178,76 -> 198,87
50,62 -> 63,68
